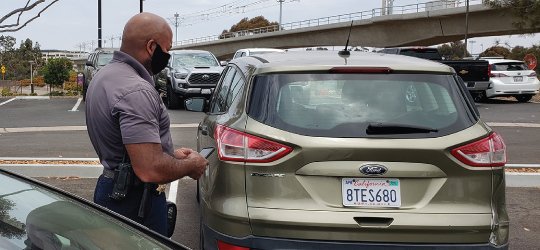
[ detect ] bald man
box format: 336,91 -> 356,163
85,13 -> 208,236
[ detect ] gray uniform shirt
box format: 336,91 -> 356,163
85,51 -> 173,170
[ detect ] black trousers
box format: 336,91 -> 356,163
93,174 -> 167,236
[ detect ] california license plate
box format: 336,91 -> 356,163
514,76 -> 523,82
342,178 -> 401,207
201,89 -> 212,94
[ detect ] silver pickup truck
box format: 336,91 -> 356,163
155,50 -> 225,109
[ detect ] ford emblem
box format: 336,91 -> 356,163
359,164 -> 388,176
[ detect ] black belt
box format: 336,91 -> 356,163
103,168 -> 145,188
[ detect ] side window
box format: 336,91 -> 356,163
233,52 -> 242,59
211,67 -> 237,113
386,49 -> 398,54
226,71 -> 245,107
240,52 -> 246,57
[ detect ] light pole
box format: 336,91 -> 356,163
277,0 -> 285,31
28,61 -> 34,94
174,13 -> 179,46
469,40 -> 476,56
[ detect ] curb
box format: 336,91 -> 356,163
0,163 -> 538,186
15,96 -> 50,100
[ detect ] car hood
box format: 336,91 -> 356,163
172,66 -> 223,74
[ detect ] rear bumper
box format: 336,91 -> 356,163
202,223 -> 508,250
466,81 -> 490,92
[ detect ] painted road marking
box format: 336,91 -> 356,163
1,123 -> 199,133
69,98 -> 82,112
0,98 -> 16,107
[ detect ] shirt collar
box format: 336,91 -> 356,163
111,50 -> 155,87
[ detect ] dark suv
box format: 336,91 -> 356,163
187,51 -> 508,250
82,48 -> 117,101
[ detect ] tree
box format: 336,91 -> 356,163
484,0 -> 540,34
479,46 -> 511,58
0,36 -> 42,80
0,0 -> 60,32
220,16 -> 278,38
438,41 -> 471,60
42,57 -> 72,91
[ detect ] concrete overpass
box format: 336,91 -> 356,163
172,4 -> 527,60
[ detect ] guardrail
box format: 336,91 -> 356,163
175,0 -> 483,46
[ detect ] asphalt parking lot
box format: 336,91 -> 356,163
1,96 -> 539,249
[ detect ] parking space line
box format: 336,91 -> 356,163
69,98 -> 83,112
0,98 -> 16,107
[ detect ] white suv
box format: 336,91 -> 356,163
232,48 -> 285,59
481,58 -> 540,102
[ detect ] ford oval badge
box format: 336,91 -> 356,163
359,164 -> 388,176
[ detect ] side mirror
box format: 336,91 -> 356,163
185,97 -> 207,112
86,61 -> 94,67
220,61 -> 227,67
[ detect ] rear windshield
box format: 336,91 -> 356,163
248,74 -> 476,138
399,49 -> 442,60
173,53 -> 218,67
491,62 -> 529,71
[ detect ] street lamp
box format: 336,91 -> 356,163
28,61 -> 34,94
277,0 -> 285,31
174,13 -> 179,46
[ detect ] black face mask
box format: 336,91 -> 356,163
150,42 -> 170,75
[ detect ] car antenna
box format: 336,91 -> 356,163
338,21 -> 354,59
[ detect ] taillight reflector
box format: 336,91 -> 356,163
217,240 -> 250,250
329,67 -> 393,74
215,124 -> 293,163
451,132 -> 507,167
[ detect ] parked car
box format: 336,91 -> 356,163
82,48 -> 117,101
232,48 -> 285,59
0,168 -> 187,250
186,51 -> 509,250
378,47 -> 491,101
476,58 -> 540,102
155,50 -> 225,109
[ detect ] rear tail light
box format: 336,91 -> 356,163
215,124 -> 293,163
488,64 -> 492,77
529,72 -> 537,77
217,240 -> 250,250
329,67 -> 393,74
451,132 -> 507,167
489,73 -> 509,78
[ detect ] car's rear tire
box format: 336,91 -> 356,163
167,84 -> 182,109
515,94 -> 534,103
473,91 -> 488,102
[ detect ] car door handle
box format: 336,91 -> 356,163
198,125 -> 209,136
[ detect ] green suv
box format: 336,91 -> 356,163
186,51 -> 509,250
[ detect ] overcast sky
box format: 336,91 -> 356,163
2,0 -> 539,55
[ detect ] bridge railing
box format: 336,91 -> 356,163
175,0 -> 482,46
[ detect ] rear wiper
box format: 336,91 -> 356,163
366,123 -> 439,135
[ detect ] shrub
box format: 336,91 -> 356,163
30,92 -> 38,96
1,88 -> 12,96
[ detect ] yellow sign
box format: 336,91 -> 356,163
1,66 -> 5,74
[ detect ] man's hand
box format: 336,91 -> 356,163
174,148 -> 193,159
185,151 -> 209,180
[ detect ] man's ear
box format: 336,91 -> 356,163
146,39 -> 155,56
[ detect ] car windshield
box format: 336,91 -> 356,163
248,73 -> 475,138
491,62 -> 530,71
97,53 -> 113,66
0,172 -> 177,250
172,53 -> 218,67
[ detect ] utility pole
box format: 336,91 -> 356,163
29,61 -> 34,94
463,0 -> 469,58
98,0 -> 102,48
277,0 -> 285,31
174,13 -> 179,46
